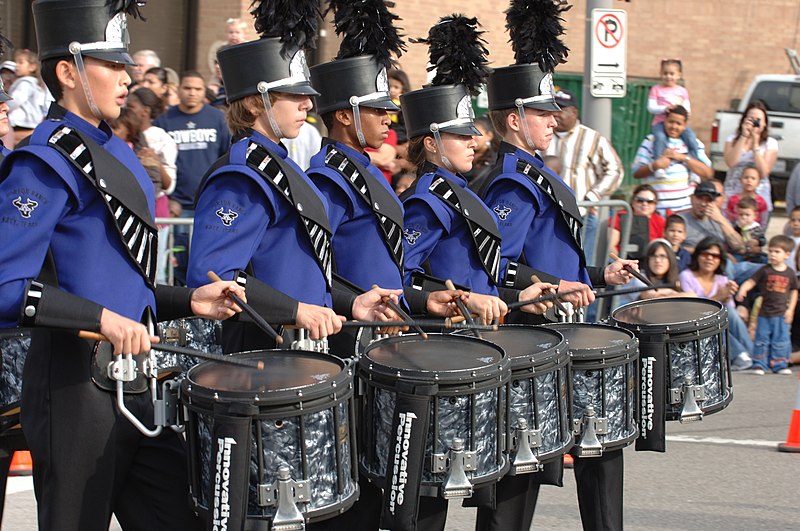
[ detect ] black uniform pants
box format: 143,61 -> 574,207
20,332 -> 203,531
573,450 -> 624,531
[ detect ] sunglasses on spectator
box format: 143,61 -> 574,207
699,251 -> 722,260
634,196 -> 657,204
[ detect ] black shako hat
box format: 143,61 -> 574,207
310,55 -> 396,115
32,0 -> 140,65
218,38 -> 319,103
487,0 -> 571,112
402,85 -> 479,137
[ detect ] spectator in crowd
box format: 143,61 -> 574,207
387,68 -> 414,175
0,60 -> 15,89
283,118 -> 323,170
609,183 -> 665,262
109,107 -> 169,201
130,49 -> 161,86
786,206 -> 800,271
679,237 -> 754,370
392,171 -> 416,196
544,88 -> 624,264
633,105 -> 713,214
127,87 -> 178,283
664,214 -> 692,270
736,235 -> 797,375
140,67 -> 171,110
647,58 -> 700,163
207,18 -> 250,90
465,115 -> 500,192
615,239 -> 694,306
154,71 -> 231,284
679,180 -> 744,254
723,100 -> 778,226
7,49 -> 51,144
725,164 -> 768,227
785,162 -> 800,214
732,196 -> 767,264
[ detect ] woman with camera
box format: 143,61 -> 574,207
723,100 -> 779,226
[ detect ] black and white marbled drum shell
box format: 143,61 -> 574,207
669,334 -> 725,412
192,401 -> 356,517
572,361 -> 637,445
508,367 -> 571,460
367,386 -> 502,484
156,318 -> 221,373
0,331 -> 27,414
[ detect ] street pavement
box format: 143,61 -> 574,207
2,368 -> 798,530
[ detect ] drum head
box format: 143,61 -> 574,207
612,297 -> 724,333
187,350 -> 344,394
546,323 -> 636,360
455,326 -> 565,368
364,334 -> 506,383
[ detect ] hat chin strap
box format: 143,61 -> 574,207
430,124 -> 453,171
257,82 -> 283,140
349,97 -> 367,149
69,42 -> 103,121
515,99 -> 536,152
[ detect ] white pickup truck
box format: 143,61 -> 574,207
709,51 -> 800,201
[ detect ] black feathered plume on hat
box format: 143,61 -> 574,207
414,14 -> 491,96
506,0 -> 570,73
107,0 -> 146,21
250,0 -> 322,56
326,0 -> 405,68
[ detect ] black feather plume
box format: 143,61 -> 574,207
107,0 -> 146,21
506,0 -> 571,72
250,0 -> 322,55
326,0 -> 405,68
413,15 -> 490,96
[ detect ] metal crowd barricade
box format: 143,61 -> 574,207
155,217 -> 194,286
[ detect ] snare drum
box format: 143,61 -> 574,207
612,298 -> 732,425
547,323 -> 639,457
455,326 -> 572,473
156,318 -> 222,376
0,328 -> 28,437
181,350 -> 358,529
359,334 -> 510,498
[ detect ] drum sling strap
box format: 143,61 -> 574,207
323,145 -> 405,272
380,381 -> 438,531
245,141 -> 333,289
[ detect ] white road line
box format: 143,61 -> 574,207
666,434 -> 782,447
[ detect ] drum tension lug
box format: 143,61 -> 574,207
432,438 -> 475,499
670,380 -> 705,423
573,406 -> 608,457
259,465 -> 309,530
510,418 -> 542,474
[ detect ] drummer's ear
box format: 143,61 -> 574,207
423,136 -> 437,154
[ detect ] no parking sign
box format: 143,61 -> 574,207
590,9 -> 627,98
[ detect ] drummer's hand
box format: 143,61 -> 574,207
465,293 -> 507,325
352,287 -> 403,321
190,281 -> 247,320
604,259 -> 638,286
557,280 -> 595,308
426,289 -> 468,318
296,303 -> 345,340
99,308 -> 159,355
518,282 -> 557,314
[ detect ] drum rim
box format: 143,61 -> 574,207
182,350 -> 353,405
544,323 -> 638,360
452,325 -> 568,370
362,333 -> 509,383
611,297 -> 726,333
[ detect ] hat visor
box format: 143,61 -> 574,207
524,100 -> 561,112
694,192 -> 719,199
273,81 -> 320,97
84,50 -> 136,66
440,123 -> 482,137
0,91 -> 11,103
362,96 -> 400,112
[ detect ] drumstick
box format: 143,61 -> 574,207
207,271 -> 283,345
506,282 -> 672,311
78,330 -> 265,370
372,285 -> 428,340
445,279 -> 481,339
530,275 -> 569,314
338,319 -> 498,331
608,252 -> 654,287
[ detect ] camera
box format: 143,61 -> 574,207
752,118 -> 761,128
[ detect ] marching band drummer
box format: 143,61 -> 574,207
186,0 -> 401,354
0,2 -> 246,530
477,2 -> 637,530
398,15 -> 555,530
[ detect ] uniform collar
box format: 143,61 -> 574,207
421,160 -> 468,188
47,102 -> 113,146
501,141 -> 543,168
325,138 -> 373,167
247,128 -> 289,159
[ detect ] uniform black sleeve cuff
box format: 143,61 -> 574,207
232,270 -> 298,325
587,266 -> 606,288
503,261 -> 560,289
408,272 -> 468,292
403,286 -> 430,316
155,285 -> 195,321
497,287 -> 521,305
19,280 -> 103,331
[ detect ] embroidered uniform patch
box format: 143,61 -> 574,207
215,207 -> 238,226
403,228 -> 421,245
12,197 -> 38,219
493,204 -> 512,220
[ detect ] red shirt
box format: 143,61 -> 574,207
365,128 -> 398,184
610,211 -> 666,253
725,194 -> 768,224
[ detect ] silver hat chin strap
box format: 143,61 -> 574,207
69,42 -> 103,121
515,98 -> 536,152
257,81 -> 283,140
349,96 -> 367,149
430,123 -> 454,171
